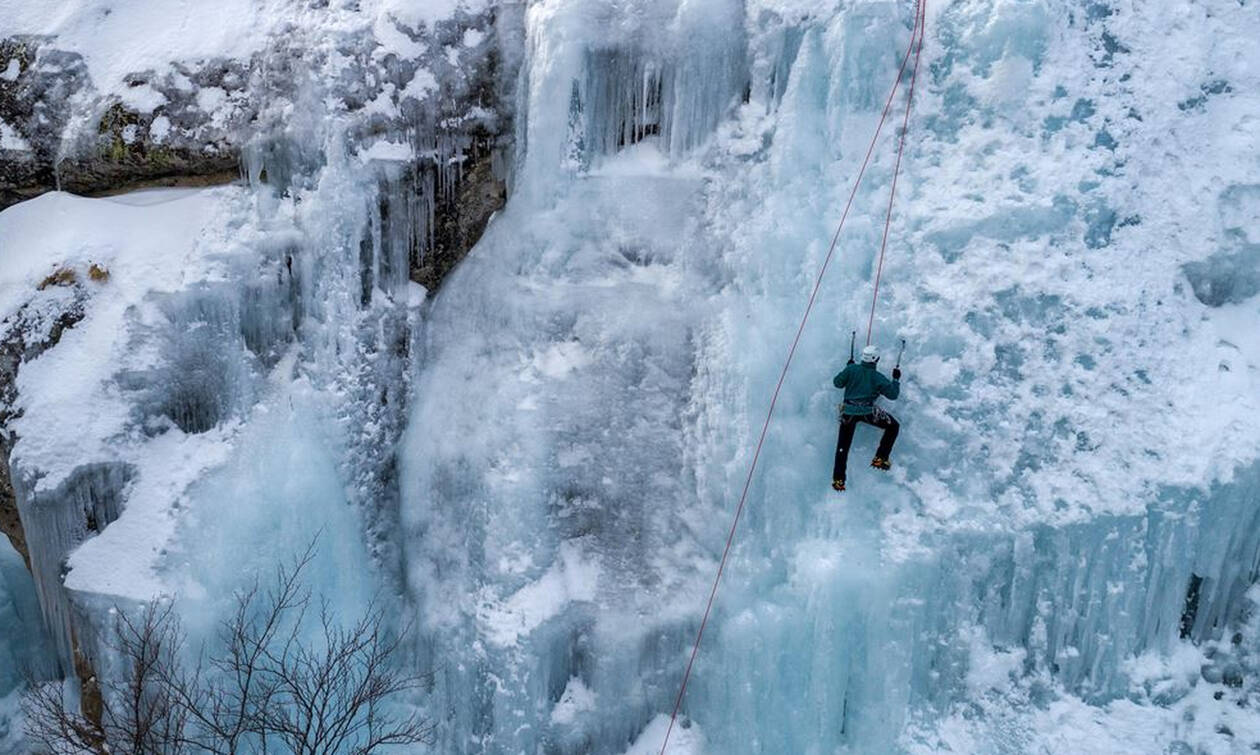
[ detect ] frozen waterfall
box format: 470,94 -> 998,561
400,0 -> 1260,752
0,0 -> 1257,752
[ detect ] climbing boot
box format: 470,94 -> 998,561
870,456 -> 891,471
832,479 -> 846,492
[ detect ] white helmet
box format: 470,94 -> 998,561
861,345 -> 880,364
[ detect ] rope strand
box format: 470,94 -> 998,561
866,0 -> 926,346
658,2 -> 927,751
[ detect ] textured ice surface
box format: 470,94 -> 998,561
400,0 -> 1260,752
0,537 -> 55,693
0,538 -> 53,755
159,362 -> 375,643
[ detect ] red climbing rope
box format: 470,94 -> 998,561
866,0 -> 926,345
658,2 -> 927,753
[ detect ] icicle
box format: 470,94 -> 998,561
13,463 -> 135,672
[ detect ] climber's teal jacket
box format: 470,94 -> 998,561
833,362 -> 900,416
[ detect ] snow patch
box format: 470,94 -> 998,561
549,677 -> 597,725
358,139 -> 414,163
406,281 -> 427,308
375,0 -> 486,31
964,626 -> 1027,695
623,715 -> 705,755
0,0 -> 268,93
0,122 -> 30,152
195,86 -> 228,113
117,82 -> 167,113
401,68 -> 438,103
479,543 -> 601,646
149,114 -> 171,142
373,15 -> 427,58
532,341 -> 593,379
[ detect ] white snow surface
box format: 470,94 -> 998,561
0,0 -> 480,107
0,122 -> 30,152
2,189 -> 240,493
0,0 -> 273,96
381,0 -> 489,30
624,715 -> 706,754
480,541 -> 602,647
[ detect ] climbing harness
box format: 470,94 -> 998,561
658,1 -> 927,752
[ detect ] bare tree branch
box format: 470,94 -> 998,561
25,540 -> 431,754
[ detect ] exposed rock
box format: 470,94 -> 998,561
0,454 -> 25,571
0,36 -> 90,206
71,635 -> 105,734
0,35 -> 249,209
414,146 -> 507,291
37,266 -> 76,290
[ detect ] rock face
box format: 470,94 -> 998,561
0,36 -> 243,208
416,147 -> 507,291
1,7 -> 517,288
0,36 -> 87,207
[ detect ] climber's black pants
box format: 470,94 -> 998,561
832,407 -> 899,482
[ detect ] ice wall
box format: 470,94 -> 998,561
401,1 -> 751,749
0,535 -> 55,724
401,0 -> 1260,752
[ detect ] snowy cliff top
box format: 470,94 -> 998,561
0,0 -> 490,98
0,188 -> 251,600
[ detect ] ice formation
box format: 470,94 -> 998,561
0,0 -> 1257,753
0,536 -> 54,755
403,0 -> 1260,751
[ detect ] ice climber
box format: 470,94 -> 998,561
831,344 -> 901,491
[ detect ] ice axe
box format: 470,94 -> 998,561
848,330 -> 857,364
894,338 -> 906,369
